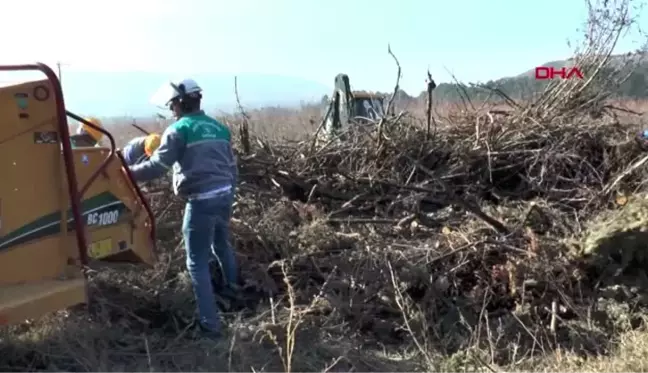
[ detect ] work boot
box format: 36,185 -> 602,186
191,320 -> 222,341
220,283 -> 242,299
216,283 -> 248,312
208,258 -> 230,290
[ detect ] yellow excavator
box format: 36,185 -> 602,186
0,63 -> 156,325
322,73 -> 392,139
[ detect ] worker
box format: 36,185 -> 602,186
129,78 -> 239,339
71,117 -> 103,147
122,133 -> 162,166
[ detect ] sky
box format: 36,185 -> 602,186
0,0 -> 646,112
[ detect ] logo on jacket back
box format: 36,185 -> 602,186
195,122 -> 225,140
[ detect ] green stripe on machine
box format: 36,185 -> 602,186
0,192 -> 130,251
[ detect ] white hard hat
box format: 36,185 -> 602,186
150,78 -> 202,108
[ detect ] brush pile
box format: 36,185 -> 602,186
134,37 -> 648,367
221,105 -> 647,355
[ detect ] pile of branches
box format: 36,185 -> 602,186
138,101 -> 646,366
227,108 -> 639,347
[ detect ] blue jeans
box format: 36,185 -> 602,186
182,191 -> 238,333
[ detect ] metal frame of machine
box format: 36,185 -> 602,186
0,63 -> 157,325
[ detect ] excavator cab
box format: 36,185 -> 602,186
352,92 -> 385,121
323,73 -> 388,139
0,63 -> 156,325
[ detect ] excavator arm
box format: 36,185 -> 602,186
325,73 -> 355,137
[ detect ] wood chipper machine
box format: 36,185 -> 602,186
0,63 -> 157,325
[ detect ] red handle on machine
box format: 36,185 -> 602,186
118,153 -> 157,251
66,111 -> 115,198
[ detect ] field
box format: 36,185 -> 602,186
2,90 -> 648,371
2,2 -> 648,367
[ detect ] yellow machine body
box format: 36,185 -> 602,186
0,78 -> 156,325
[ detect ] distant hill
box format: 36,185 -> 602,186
310,54 -> 648,110
426,53 -> 648,103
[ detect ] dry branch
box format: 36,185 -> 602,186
377,44 -> 402,146
234,76 -> 251,154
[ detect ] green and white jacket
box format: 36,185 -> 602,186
129,111 -> 238,200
